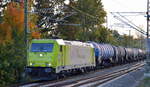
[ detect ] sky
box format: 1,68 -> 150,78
102,0 -> 147,12
101,0 -> 147,37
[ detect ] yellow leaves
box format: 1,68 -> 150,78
29,22 -> 41,39
29,20 -> 41,39
4,2 -> 24,33
31,32 -> 41,39
28,22 -> 37,31
0,2 -> 40,44
0,23 -> 12,44
0,2 -> 25,44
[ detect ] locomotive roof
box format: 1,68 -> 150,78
63,40 -> 94,47
32,39 -> 94,47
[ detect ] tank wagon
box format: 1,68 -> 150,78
90,42 -> 129,66
125,48 -> 134,61
89,42 -> 115,66
25,39 -> 146,79
138,49 -> 146,60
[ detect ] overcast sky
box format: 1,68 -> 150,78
102,0 -> 147,37
102,0 -> 147,12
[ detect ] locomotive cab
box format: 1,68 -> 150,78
25,39 -> 63,79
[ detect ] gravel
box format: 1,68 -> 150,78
61,62 -> 141,82
37,62 -> 143,87
20,62 -> 143,87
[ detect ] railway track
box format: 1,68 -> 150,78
38,62 -> 144,87
19,62 -> 144,87
15,62 -> 144,87
65,63 -> 144,87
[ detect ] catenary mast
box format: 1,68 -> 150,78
145,0 -> 150,76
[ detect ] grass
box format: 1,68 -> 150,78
137,77 -> 150,87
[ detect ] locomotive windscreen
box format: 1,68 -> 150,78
31,43 -> 54,52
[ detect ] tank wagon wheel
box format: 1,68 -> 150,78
98,58 -> 102,66
111,57 -> 118,66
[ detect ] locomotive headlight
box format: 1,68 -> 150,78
48,63 -> 51,66
46,63 -> 51,66
40,54 -> 43,57
29,63 -> 33,66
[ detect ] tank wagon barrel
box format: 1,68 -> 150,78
89,42 -> 115,66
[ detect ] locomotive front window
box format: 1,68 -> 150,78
31,43 -> 54,52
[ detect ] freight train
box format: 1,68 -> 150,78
25,39 -> 146,79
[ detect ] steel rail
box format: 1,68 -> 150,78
65,63 -> 144,87
36,62 -> 144,87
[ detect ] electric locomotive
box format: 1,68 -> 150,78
25,39 -> 95,79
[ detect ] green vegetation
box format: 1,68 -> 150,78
138,77 -> 150,87
57,0 -> 106,41
0,43 -> 25,86
108,30 -> 145,48
0,2 -> 26,86
0,1 -> 38,86
0,0 -> 145,86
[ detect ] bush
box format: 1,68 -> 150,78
0,43 -> 25,86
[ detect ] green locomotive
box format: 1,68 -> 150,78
25,39 -> 95,79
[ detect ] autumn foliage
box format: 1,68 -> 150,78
31,31 -> 41,39
0,2 -> 40,44
28,21 -> 41,39
0,2 -> 24,44
0,1 -> 41,86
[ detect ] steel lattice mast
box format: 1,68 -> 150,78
145,0 -> 150,76
24,0 -> 28,66
147,0 -> 150,40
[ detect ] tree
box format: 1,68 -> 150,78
33,0 -> 65,38
32,0 -> 107,41
0,2 -> 24,44
57,0 -> 106,41
0,1 -> 36,86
